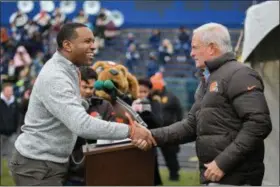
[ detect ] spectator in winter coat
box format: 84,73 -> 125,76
132,78 -> 163,185
0,83 -> 20,162
146,52 -> 159,78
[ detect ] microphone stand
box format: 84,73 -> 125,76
116,97 -> 148,128
97,81 -> 148,128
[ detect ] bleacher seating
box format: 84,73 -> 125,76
94,28 -> 241,111
164,77 -> 199,111
95,28 -> 241,77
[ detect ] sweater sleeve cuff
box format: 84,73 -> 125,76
151,128 -> 164,146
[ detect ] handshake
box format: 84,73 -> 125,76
129,121 -> 156,151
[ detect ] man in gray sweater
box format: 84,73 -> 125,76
9,23 -> 155,186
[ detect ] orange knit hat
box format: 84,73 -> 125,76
150,72 -> 165,91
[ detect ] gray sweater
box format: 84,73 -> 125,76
15,51 -> 130,163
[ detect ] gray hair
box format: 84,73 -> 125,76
193,23 -> 233,54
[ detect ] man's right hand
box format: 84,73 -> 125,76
129,121 -> 157,150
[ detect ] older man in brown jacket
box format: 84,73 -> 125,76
133,23 -> 272,186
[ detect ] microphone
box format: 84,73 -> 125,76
116,97 -> 148,128
94,80 -> 105,91
103,80 -> 115,90
94,80 -> 126,98
103,80 -> 126,97
94,80 -> 148,128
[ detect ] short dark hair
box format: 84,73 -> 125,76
138,78 -> 153,89
56,23 -> 88,49
79,66 -> 98,83
2,83 -> 13,91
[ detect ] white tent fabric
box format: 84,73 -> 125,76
241,1 -> 279,62
241,1 -> 280,185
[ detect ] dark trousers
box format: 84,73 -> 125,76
154,152 -> 162,186
160,145 -> 180,179
9,150 -> 69,186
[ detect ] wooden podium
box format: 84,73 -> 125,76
83,142 -> 155,186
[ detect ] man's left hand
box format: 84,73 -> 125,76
132,139 -> 152,151
204,160 -> 224,182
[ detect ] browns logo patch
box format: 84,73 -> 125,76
209,81 -> 218,92
90,111 -> 99,117
247,85 -> 256,91
152,95 -> 161,102
161,96 -> 168,104
115,117 -> 124,123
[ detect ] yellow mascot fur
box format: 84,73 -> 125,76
92,61 -> 139,125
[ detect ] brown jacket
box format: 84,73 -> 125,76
151,52 -> 272,185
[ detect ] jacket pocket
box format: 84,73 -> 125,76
196,134 -> 232,163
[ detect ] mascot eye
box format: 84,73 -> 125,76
96,66 -> 104,73
109,69 -> 119,75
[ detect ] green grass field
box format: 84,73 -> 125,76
1,159 -> 15,186
159,167 -> 200,186
1,159 -> 200,186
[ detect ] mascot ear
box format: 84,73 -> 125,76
92,61 -> 107,74
95,66 -> 104,74
107,61 -> 117,66
118,65 -> 128,78
127,72 -> 139,99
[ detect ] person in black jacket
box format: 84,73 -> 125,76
132,78 -> 163,186
0,83 -> 20,160
133,23 -> 272,186
150,72 -> 183,181
65,67 -> 116,186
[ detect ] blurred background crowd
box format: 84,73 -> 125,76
0,0 -> 278,186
